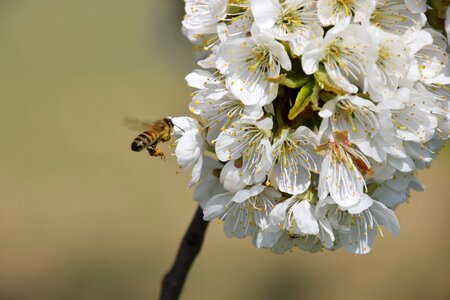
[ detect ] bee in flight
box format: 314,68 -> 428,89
124,117 -> 174,159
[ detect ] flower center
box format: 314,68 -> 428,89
273,136 -> 299,168
247,46 -> 272,73
316,131 -> 372,175
370,1 -> 409,30
276,9 -> 302,33
335,100 -> 359,132
323,39 -> 350,73
378,45 -> 391,68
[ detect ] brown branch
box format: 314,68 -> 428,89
159,206 -> 209,300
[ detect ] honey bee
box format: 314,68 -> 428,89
124,117 -> 174,159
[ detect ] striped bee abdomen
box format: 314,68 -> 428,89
131,131 -> 157,152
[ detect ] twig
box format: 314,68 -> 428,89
159,206 -> 209,300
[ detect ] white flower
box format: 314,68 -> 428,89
377,87 -> 440,144
390,89 -> 439,143
217,10 -> 253,42
368,0 -> 425,38
178,0 -> 450,255
215,32 -> 292,105
271,126 -> 321,195
339,200 -> 400,254
317,0 -> 375,26
317,196 -> 400,254
182,0 -> 228,42
405,29 -> 433,82
416,83 -> 450,132
215,118 -> 273,184
316,131 -> 372,209
252,0 -> 323,56
270,194 -> 335,248
320,94 -> 406,164
302,19 -> 376,93
320,95 -> 378,144
414,29 -> 449,83
366,29 -> 411,99
414,83 -> 450,139
203,185 -> 281,238
172,117 -> 204,186
270,195 -> 318,235
187,70 -> 264,143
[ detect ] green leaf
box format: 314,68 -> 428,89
287,79 -> 318,120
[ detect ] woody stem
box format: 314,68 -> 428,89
159,206 -> 209,300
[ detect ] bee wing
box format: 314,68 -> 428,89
122,117 -> 151,131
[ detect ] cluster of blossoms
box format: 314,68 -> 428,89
170,0 -> 450,254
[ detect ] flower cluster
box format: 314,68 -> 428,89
172,0 -> 450,254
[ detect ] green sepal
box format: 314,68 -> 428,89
366,182 -> 379,196
287,78 -> 319,120
266,72 -> 310,89
314,66 -> 345,95
303,188 -> 318,205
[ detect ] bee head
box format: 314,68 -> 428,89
163,117 -> 174,128
165,117 -> 185,133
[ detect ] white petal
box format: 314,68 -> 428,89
189,155 -> 203,187
251,0 -> 280,30
266,40 -> 292,71
270,196 -> 295,224
254,226 -> 283,248
275,163 -> 310,195
231,185 -> 265,203
175,130 -> 202,169
220,160 -> 248,192
346,194 -> 374,214
185,69 -> 216,89
171,116 -> 200,135
318,98 -> 339,118
203,192 -> 232,220
370,201 -> 400,236
294,201 -> 320,235
301,38 -> 323,74
318,219 -> 335,248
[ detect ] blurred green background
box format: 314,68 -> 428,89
0,1 -> 449,299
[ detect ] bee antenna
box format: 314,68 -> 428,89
174,124 -> 185,133
166,116 -> 185,133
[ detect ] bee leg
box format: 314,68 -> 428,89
161,135 -> 171,142
147,148 -> 165,160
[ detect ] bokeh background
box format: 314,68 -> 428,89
0,1 -> 449,299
